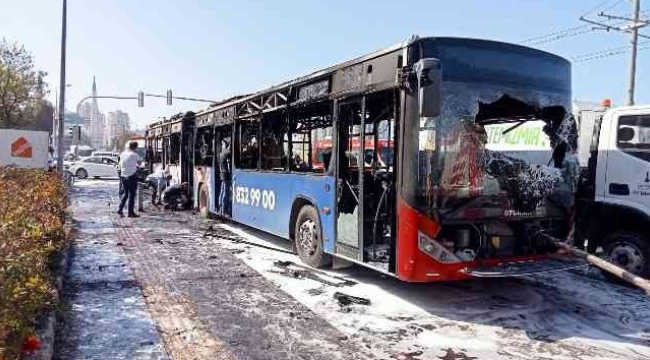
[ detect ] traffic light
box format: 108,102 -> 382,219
138,91 -> 144,107
166,89 -> 172,106
73,126 -> 81,141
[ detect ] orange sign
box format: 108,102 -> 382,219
11,137 -> 33,158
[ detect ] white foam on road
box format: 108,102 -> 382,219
207,222 -> 650,360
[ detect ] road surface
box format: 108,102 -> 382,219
56,180 -> 650,360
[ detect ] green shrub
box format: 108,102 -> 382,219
0,167 -> 67,359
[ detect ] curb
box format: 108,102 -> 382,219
30,225 -> 73,360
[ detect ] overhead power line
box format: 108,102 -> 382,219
523,27 -> 595,46
572,41 -> 650,62
520,25 -> 590,45
520,7 -> 649,47
581,0 -> 625,18
600,0 -> 627,13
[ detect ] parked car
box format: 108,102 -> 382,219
69,156 -> 119,179
91,151 -> 120,161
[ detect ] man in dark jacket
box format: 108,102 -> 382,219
218,138 -> 232,216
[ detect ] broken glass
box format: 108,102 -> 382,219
417,81 -> 579,217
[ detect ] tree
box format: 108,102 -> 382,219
0,39 -> 48,128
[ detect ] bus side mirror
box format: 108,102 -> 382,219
414,58 -> 442,118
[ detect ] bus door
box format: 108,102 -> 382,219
361,90 -> 397,273
181,121 -> 195,193
335,99 -> 364,260
215,125 -> 233,218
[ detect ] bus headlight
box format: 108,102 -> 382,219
418,231 -> 462,264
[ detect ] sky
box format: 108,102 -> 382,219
2,0 -> 649,129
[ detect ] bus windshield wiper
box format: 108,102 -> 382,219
502,120 -> 526,135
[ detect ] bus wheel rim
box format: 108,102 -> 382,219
610,243 -> 644,274
298,219 -> 317,256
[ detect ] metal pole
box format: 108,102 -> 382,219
56,0 -> 67,172
627,0 -> 641,106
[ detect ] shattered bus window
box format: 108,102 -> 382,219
238,120 -> 260,170
418,82 -> 580,218
195,127 -> 214,166
290,102 -> 333,173
261,111 -> 289,171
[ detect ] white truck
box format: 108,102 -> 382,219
0,128 -> 50,169
482,104 -> 650,278
575,105 -> 650,278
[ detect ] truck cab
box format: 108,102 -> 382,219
577,105 -> 650,278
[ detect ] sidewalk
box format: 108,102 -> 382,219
54,180 -> 167,360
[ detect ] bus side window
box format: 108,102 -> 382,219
169,133 -> 181,164
237,120 -> 260,170
290,101 -> 333,174
261,110 -> 290,171
194,127 -> 214,166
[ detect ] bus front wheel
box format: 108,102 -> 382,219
295,205 -> 331,268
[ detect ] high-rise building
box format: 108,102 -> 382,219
104,110 -> 131,149
89,76 -> 105,149
79,102 -> 93,131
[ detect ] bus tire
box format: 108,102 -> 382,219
295,205 -> 331,268
603,231 -> 650,279
199,185 -> 210,219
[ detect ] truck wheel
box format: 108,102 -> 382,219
76,168 -> 88,179
199,185 -> 210,219
294,205 -> 331,268
603,231 -> 650,278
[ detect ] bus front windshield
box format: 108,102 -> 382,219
413,82 -> 578,218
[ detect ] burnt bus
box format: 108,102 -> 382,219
159,36 -> 582,281
145,112 -> 195,198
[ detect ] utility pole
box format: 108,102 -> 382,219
629,0 -> 642,105
56,0 -> 67,172
580,0 -> 648,106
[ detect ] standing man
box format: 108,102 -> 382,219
218,137 -> 232,217
117,141 -> 142,218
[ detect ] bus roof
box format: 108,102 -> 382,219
194,38 -> 407,118
192,36 -> 569,119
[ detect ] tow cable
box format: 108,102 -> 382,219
533,231 -> 650,294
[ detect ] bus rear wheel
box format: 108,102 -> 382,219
295,205 -> 331,268
199,185 -> 210,219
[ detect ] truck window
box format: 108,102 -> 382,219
617,115 -> 650,161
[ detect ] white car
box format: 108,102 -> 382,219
91,151 -> 120,162
69,156 -> 119,179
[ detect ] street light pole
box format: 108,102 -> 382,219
56,0 -> 67,172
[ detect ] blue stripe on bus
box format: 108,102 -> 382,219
231,170 -> 336,253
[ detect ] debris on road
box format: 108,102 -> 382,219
437,348 -> 478,360
270,260 -> 356,287
273,260 -> 293,268
202,225 -> 294,254
334,292 -> 371,306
